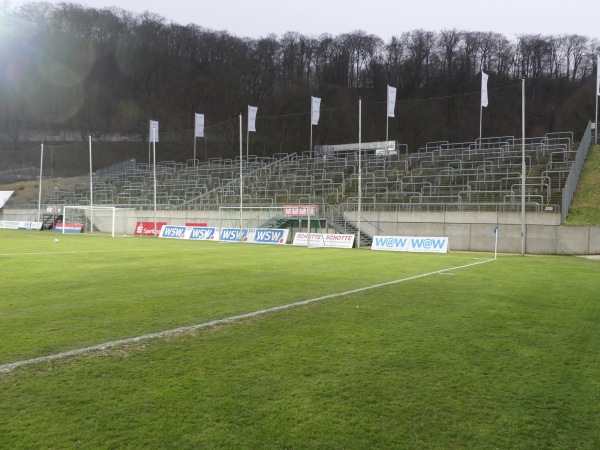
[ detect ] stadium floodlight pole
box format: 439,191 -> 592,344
153,128 -> 157,238
521,78 -> 526,256
89,135 -> 93,235
239,113 -> 243,242
37,142 -> 43,230
357,97 -> 362,249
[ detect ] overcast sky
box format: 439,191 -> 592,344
9,0 -> 600,42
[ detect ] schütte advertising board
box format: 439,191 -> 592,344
292,232 -> 355,249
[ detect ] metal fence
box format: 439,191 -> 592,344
561,122 -> 592,222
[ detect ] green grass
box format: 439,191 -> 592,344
1,230 -> 599,449
565,145 -> 600,225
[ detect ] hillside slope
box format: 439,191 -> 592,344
564,144 -> 600,225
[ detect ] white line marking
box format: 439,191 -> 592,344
0,258 -> 493,373
0,248 -> 218,257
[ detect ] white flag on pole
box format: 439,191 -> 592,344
596,56 -> 600,96
311,96 -> 321,125
481,72 -> 489,107
149,120 -> 159,143
194,113 -> 204,138
387,85 -> 397,118
248,106 -> 258,132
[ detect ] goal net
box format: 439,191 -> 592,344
62,206 -> 128,237
217,205 -> 322,246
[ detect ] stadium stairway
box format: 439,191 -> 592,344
326,207 -> 373,247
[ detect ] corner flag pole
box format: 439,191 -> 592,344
494,226 -> 499,260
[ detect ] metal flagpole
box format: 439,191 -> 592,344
193,135 -> 197,165
310,121 -> 313,159
37,143 -> 43,230
386,89 -> 389,142
357,98 -> 362,249
595,55 -> 598,144
153,128 -> 157,238
89,135 -> 93,234
521,79 -> 526,256
310,97 -> 313,158
479,103 -> 483,149
239,113 -> 243,242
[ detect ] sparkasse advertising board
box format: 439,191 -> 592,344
371,236 -> 449,253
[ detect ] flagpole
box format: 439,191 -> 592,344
357,97 -> 362,249
37,143 -> 43,230
193,135 -> 197,165
148,120 -> 151,166
595,55 -> 598,144
89,135 -> 93,235
239,113 -> 243,242
310,123 -> 313,159
479,102 -> 483,149
153,128 -> 157,238
521,78 -> 526,256
386,86 -> 395,143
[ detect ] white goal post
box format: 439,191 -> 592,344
62,206 -> 118,237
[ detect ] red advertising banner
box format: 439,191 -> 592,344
134,221 -> 167,236
283,205 -> 317,217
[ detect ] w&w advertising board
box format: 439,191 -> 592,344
371,236 -> 449,253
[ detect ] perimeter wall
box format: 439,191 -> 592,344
2,208 -> 599,255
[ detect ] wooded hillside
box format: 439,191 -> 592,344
0,2 -> 598,164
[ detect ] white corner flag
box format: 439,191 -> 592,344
481,72 -> 489,108
248,106 -> 258,132
194,113 -> 204,138
387,85 -> 397,118
311,96 -> 321,125
149,120 -> 159,142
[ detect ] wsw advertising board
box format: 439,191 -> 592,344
158,226 -> 289,245
371,236 -> 449,253
160,226 -> 220,241
219,228 -> 289,245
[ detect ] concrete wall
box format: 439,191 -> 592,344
2,208 -> 598,255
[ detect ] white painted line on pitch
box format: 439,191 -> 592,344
0,248 -> 219,257
0,258 -> 493,373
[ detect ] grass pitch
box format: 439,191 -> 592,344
1,230 -> 599,449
